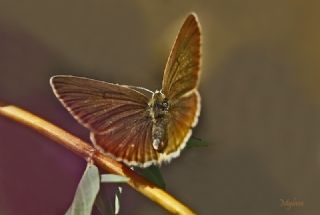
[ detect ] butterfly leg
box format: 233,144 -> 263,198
85,147 -> 98,164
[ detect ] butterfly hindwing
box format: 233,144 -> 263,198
91,117 -> 159,167
164,91 -> 200,156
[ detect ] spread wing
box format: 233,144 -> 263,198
163,91 -> 200,157
91,120 -> 160,167
161,13 -> 201,100
160,14 -> 201,159
50,75 -> 150,134
50,75 -> 160,167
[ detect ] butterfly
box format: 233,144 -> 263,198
50,13 -> 201,168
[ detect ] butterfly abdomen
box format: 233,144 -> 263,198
152,120 -> 168,152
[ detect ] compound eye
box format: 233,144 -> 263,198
162,100 -> 169,110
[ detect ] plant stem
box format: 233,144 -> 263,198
0,103 -> 196,215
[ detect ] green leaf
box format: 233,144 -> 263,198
65,163 -> 100,215
186,137 -> 208,149
100,174 -> 129,183
139,165 -> 166,189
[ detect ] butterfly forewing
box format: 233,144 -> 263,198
50,76 -> 150,133
161,14 -> 201,100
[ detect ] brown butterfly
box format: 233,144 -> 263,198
50,13 -> 201,167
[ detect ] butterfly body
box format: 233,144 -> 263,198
148,90 -> 169,152
50,13 -> 201,167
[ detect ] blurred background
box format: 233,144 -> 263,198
0,1 -> 319,214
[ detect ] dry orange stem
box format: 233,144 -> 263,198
0,103 -> 196,215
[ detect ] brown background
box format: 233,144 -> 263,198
0,1 -> 319,214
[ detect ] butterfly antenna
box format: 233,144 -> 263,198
124,85 -> 154,94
